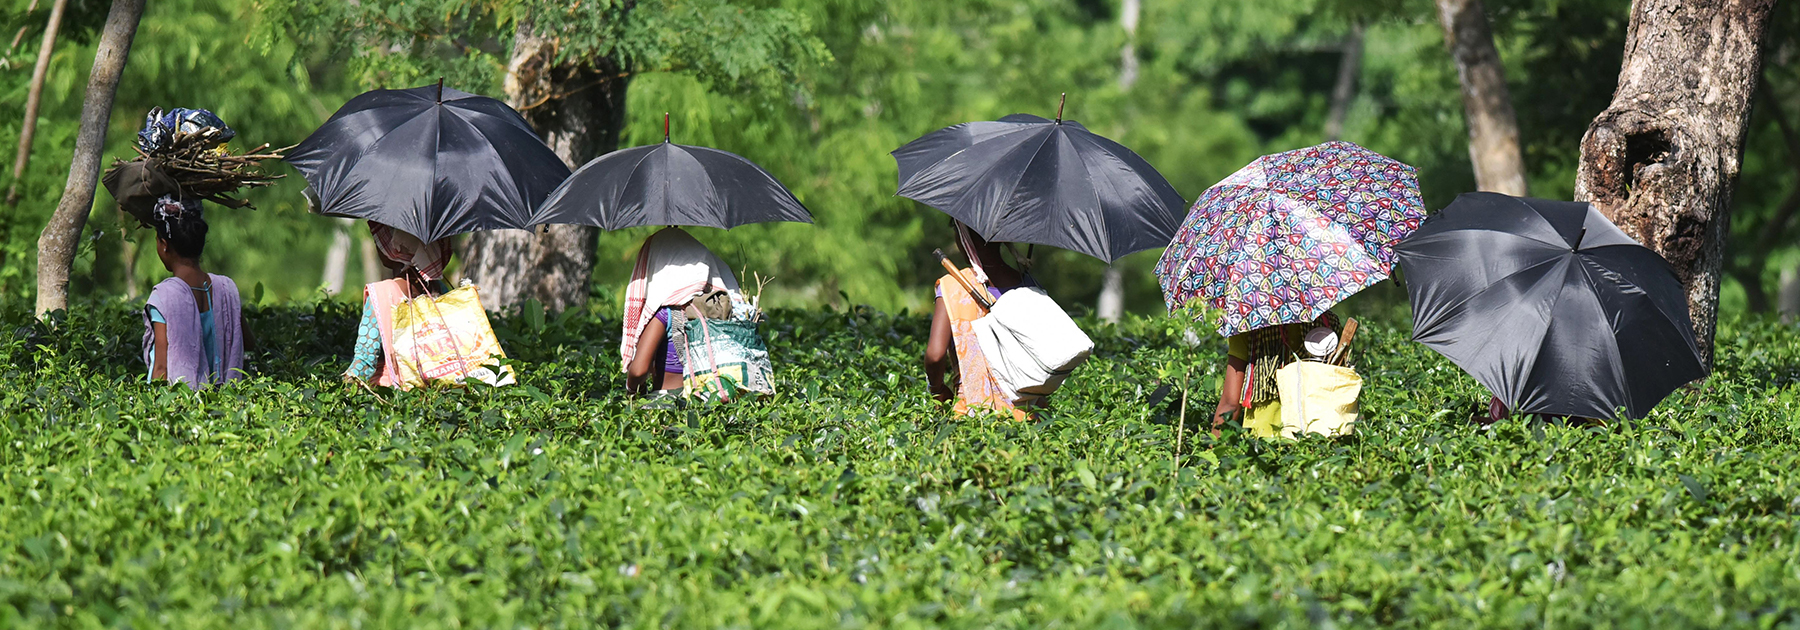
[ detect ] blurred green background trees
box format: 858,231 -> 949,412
2,0 -> 1796,316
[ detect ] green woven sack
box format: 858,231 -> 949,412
682,317 -> 774,402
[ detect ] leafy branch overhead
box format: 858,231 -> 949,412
252,0 -> 832,103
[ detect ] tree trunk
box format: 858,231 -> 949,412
33,0 -> 144,318
1778,262 -> 1800,322
321,218 -> 352,295
1117,0 -> 1140,90
1573,0 -> 1775,369
1097,0 -> 1141,323
1436,0 -> 1529,196
1325,23 -> 1364,142
358,227 -> 383,285
460,22 -> 630,313
1730,76 -> 1800,313
1734,267 -> 1770,313
6,0 -> 69,206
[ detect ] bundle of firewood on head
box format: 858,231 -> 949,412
102,107 -> 290,229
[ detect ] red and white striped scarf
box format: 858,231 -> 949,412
619,228 -> 739,372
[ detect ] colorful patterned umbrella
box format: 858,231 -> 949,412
1154,141 -> 1426,337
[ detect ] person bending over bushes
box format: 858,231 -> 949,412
925,222 -> 1040,421
342,223 -> 452,387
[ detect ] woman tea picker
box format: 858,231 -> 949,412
1212,310 -> 1345,438
924,222 -> 1042,421
342,224 -> 452,386
143,196 -> 249,388
620,228 -> 761,402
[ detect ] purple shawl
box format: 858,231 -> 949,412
143,274 -> 246,389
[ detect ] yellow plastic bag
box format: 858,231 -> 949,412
1275,361 -> 1361,438
391,284 -> 516,390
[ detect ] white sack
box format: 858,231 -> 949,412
972,287 -> 1094,403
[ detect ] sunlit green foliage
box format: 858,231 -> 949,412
1,298 -> 1797,626
2,0 -> 1796,313
0,0 -> 359,302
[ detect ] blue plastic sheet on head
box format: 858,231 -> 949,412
137,107 -> 235,153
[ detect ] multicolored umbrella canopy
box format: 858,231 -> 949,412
1154,141 -> 1426,337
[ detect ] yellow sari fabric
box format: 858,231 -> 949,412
937,270 -> 1029,421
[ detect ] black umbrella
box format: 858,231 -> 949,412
530,116 -> 811,231
285,83 -> 571,243
891,104 -> 1186,262
1396,192 -> 1705,420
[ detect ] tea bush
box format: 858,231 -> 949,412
2,297 -> 1798,628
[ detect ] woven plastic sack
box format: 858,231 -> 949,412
391,284 -> 516,390
683,317 -> 774,403
1275,361 -> 1361,438
971,287 -> 1093,403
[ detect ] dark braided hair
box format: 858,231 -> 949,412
155,209 -> 208,260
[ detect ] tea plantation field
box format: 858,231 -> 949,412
3,299 -> 1799,628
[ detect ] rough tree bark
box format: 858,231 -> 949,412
1325,23 -> 1364,142
460,22 -> 630,313
7,0 -> 69,206
1573,0 -> 1775,369
1436,0 -> 1529,196
1096,0 -> 1141,323
33,0 -> 145,318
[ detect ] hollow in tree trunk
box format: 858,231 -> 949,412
1436,0 -> 1529,196
1573,0 -> 1775,370
460,22 -> 630,313
33,0 -> 145,318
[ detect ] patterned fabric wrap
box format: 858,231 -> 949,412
369,223 -> 451,280
152,194 -> 202,227
1155,141 -> 1425,337
682,317 -> 774,403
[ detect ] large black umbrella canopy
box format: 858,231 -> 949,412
530,127 -> 811,231
891,112 -> 1187,262
285,84 -> 572,243
1396,192 -> 1705,420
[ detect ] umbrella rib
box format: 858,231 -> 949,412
1579,244 -> 1700,348
985,129 -> 1063,237
426,104 -> 443,242
1576,253 -> 1704,362
309,111 -> 429,204
1572,259 -> 1638,416
1400,227 -> 1567,252
614,147 -> 663,231
1415,254 -> 1569,338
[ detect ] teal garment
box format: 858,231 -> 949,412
345,279 -> 448,382
144,282 -> 219,381
346,298 -> 382,381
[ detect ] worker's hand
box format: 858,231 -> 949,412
929,382 -> 954,403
